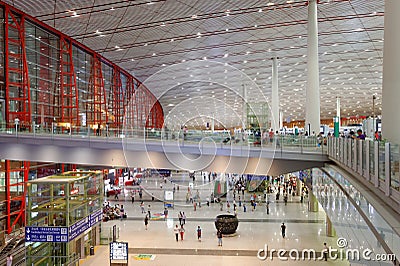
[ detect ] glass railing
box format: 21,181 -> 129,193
0,122 -> 328,155
327,137 -> 400,203
312,167 -> 399,264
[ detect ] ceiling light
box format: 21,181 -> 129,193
71,11 -> 79,17
110,7 -> 115,11
258,8 -> 263,12
161,22 -> 166,27
144,43 -> 148,46
192,14 -> 198,19
267,2 -> 274,6
254,24 -> 258,28
224,53 -> 229,58
152,53 -> 156,56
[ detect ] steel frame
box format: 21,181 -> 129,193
4,6 -> 31,128
59,36 -> 79,126
88,55 -> 107,128
0,1 -> 164,237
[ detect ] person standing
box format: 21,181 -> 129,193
179,225 -> 185,241
323,242 -> 329,261
6,254 -> 12,266
139,189 -> 143,199
197,226 -> 202,241
281,222 -> 286,238
178,212 -> 183,225
147,205 -> 151,218
217,229 -> 223,246
140,201 -> 145,213
174,225 -> 179,242
182,212 -> 186,225
164,208 -> 168,220
266,201 -> 270,215
144,215 -> 149,230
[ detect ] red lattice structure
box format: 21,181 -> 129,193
4,6 -> 31,129
59,37 -> 79,127
88,55 -> 108,129
112,66 -> 124,129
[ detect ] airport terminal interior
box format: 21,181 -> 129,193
0,0 -> 399,265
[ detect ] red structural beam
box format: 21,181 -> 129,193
4,6 -> 31,127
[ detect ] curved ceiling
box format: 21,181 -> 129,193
5,0 -> 384,128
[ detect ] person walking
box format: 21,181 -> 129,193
217,229 -> 223,246
197,226 -> 202,241
178,212 -> 183,225
6,254 -> 12,266
140,201 -> 145,213
323,242 -> 329,261
281,222 -> 286,238
147,205 -> 151,218
164,208 -> 168,220
266,201 -> 270,215
144,215 -> 149,230
174,225 -> 179,242
179,225 -> 185,241
182,212 -> 186,225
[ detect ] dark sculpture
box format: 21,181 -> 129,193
214,214 -> 239,235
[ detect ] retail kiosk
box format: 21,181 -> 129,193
25,171 -> 103,265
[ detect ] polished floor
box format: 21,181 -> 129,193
81,176 -> 349,265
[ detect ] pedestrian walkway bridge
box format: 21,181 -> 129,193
0,128 -> 328,175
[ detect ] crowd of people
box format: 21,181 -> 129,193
102,202 -> 127,221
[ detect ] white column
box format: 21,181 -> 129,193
305,0 -> 321,136
211,113 -> 215,132
242,84 -> 247,129
382,0 -> 400,144
271,57 -> 279,131
336,97 -> 341,127
279,111 -> 283,130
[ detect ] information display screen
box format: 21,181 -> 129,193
110,242 -> 128,263
164,191 -> 173,201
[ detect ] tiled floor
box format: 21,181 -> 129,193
82,177 -> 349,265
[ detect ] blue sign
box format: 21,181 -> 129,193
150,169 -> 171,176
69,216 -> 90,241
246,174 -> 267,181
26,208 -> 103,242
25,226 -> 68,242
89,209 -> 103,227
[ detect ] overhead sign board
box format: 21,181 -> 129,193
25,226 -> 68,242
26,208 -> 103,242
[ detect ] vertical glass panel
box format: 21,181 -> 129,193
369,141 -> 375,178
390,144 -> 400,191
378,141 -> 385,184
